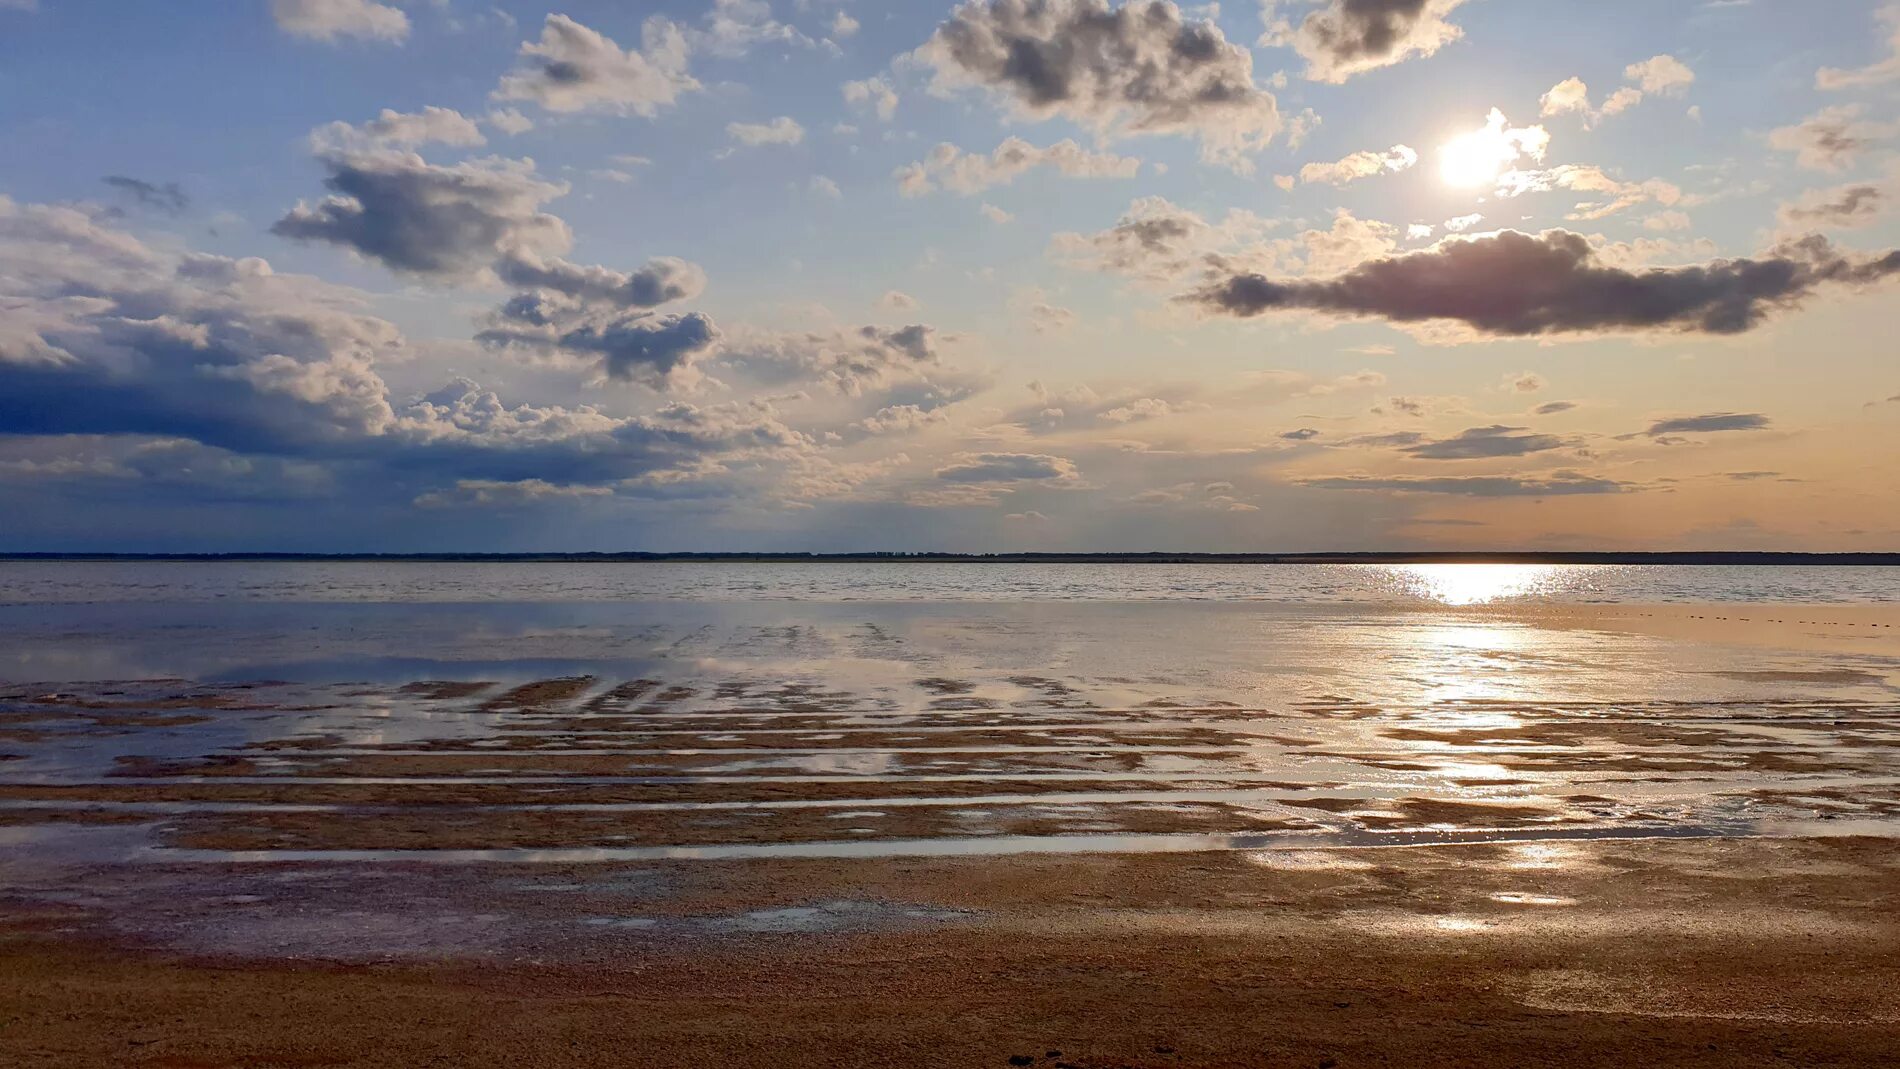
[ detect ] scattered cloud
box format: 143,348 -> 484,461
1779,180 -> 1888,229
1298,144 -> 1417,186
494,14 -> 698,117
1182,229 -> 1900,337
917,0 -> 1282,170
1270,0 -> 1469,83
726,116 -> 806,147
1298,471 -> 1630,496
896,138 -> 1140,196
842,76 -> 899,121
1768,105 -> 1896,171
1643,412 -> 1771,436
102,176 -> 189,216
271,0 -> 408,43
273,148 -> 570,278
1539,54 -> 1692,127
1401,424 -> 1569,460
1816,4 -> 1900,90
935,451 -> 1079,483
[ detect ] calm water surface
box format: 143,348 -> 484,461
3,561 -> 1898,604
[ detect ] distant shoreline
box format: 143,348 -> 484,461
4,551 -> 1900,565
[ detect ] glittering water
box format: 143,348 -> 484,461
3,560 -> 1899,605
1,563 -> 1896,959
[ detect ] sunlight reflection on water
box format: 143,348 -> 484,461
1384,564 -> 1598,606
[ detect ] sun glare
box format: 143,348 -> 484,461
1438,107 -> 1550,189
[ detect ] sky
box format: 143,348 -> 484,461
1,0 -> 1897,553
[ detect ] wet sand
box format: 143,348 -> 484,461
4,838 -> 1898,1067
2,597 -> 1898,1066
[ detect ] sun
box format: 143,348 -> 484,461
1438,108 -> 1550,189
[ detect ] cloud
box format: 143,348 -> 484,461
1817,4 -> 1900,90
935,451 -> 1079,483
1444,212 -> 1482,232
1281,427 -> 1321,440
694,0 -> 814,57
916,0 -> 1282,170
273,148 -> 571,278
1050,197 -> 1397,283
1768,105 -> 1896,171
1299,471 -> 1630,496
1504,371 -> 1544,393
1533,401 -> 1577,415
102,176 -> 189,216
1627,54 -> 1695,94
495,252 -> 707,309
314,107 -> 488,150
896,137 -> 1140,196
547,312 -> 721,389
1298,144 -> 1417,186
980,203 -> 1014,223
1024,300 -> 1078,333
717,324 -> 949,397
851,404 -> 948,437
0,196 -> 876,512
1278,0 -> 1469,84
810,176 -> 843,199
842,77 -> 899,121
415,478 -> 615,509
1539,77 -> 1592,119
1401,424 -> 1569,460
726,116 -> 806,147
831,11 -> 861,38
1438,108 -> 1550,185
271,0 -> 408,43
1778,181 -> 1887,229
494,14 -> 698,117
1643,412 -> 1770,436
476,254 -> 713,389
1539,55 -> 1692,127
1492,164 -> 1681,220
1181,228 -> 1900,337
880,290 -> 921,310
487,109 -> 536,136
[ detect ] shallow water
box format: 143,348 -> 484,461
1,563 -> 1896,955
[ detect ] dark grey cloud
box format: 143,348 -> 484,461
1341,430 -> 1425,448
554,312 -> 720,389
103,176 -> 189,216
1273,0 -> 1468,83
1400,424 -> 1569,460
917,0 -> 1281,168
0,196 -> 819,499
1532,401 -> 1578,415
1300,471 -> 1630,496
935,451 -> 1079,483
1280,427 -> 1321,440
496,252 -> 707,308
1182,229 -> 1900,336
273,149 -> 570,278
1643,412 -> 1771,436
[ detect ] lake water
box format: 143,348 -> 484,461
1,561 -> 1896,947
3,560 -> 1899,605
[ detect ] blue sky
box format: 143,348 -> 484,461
1,0 -> 1897,551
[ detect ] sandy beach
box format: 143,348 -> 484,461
3,590 -> 1898,1066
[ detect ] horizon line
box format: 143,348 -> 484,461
4,551 -> 1900,565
